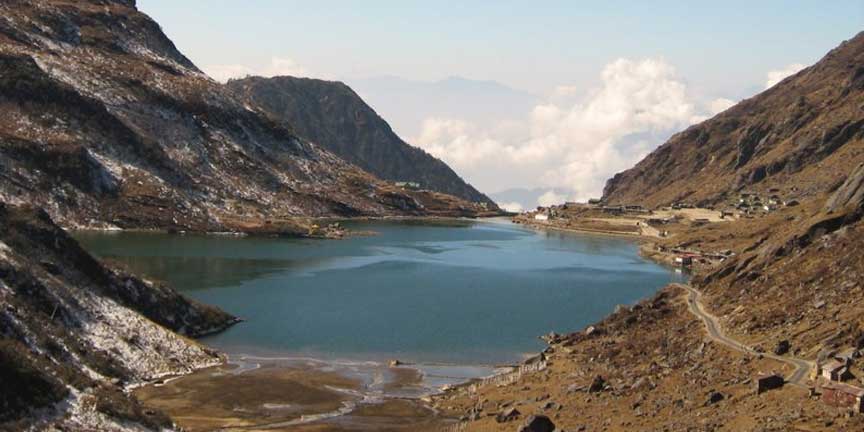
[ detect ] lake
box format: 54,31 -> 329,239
75,219 -> 682,367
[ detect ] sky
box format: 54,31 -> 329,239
139,0 -> 864,210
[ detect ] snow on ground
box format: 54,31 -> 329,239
72,283 -> 222,382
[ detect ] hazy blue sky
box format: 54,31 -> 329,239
138,1 -> 863,207
140,0 -> 861,97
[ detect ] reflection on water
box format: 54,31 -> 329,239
76,219 -> 684,365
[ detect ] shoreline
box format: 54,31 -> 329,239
66,214 -> 508,239
516,219 -> 645,239
134,351 -> 512,431
125,217 -> 681,429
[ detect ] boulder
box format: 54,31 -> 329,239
496,407 -> 521,423
517,415 -> 556,432
706,391 -> 725,405
588,375 -> 606,393
826,162 -> 864,213
774,340 -> 791,356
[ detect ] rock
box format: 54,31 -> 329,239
774,340 -> 791,356
517,415 -> 556,432
826,162 -> 864,213
496,407 -> 521,423
855,332 -> 864,350
389,359 -> 403,367
631,377 -> 652,391
706,391 -> 725,405
566,384 -> 585,393
588,375 -> 606,393
541,401 -> 560,411
541,332 -> 561,343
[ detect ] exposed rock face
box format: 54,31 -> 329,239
227,76 -> 496,207
435,34 -> 864,432
0,0 -> 489,234
0,203 -> 236,430
826,162 -> 864,213
603,31 -> 864,208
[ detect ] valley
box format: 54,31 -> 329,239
0,1 -> 862,431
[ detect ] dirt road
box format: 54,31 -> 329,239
676,283 -> 814,386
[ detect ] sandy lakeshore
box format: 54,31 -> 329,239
134,356 -> 471,431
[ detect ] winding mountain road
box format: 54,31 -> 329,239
675,283 -> 814,386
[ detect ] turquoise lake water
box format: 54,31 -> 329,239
76,219 -> 683,365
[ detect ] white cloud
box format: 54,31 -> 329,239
537,190 -> 569,207
497,201 -> 524,213
413,58 -> 720,202
203,57 -> 313,83
262,57 -> 311,78
203,64 -> 256,83
765,63 -> 805,89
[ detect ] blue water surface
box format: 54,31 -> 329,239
76,219 -> 682,365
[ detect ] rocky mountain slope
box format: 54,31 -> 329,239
227,76 -> 496,206
0,203 -> 237,430
603,31 -> 864,209
439,32 -> 864,432
0,0 -> 491,236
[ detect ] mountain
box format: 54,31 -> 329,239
436,33 -> 864,431
0,0 -> 493,429
0,0 -> 490,235
603,32 -> 864,208
226,76 -> 497,206
0,203 -> 237,430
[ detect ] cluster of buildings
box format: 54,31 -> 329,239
529,200 -> 652,221
653,245 -> 735,269
394,181 -> 421,190
734,190 -> 800,216
813,352 -> 864,414
584,199 -> 651,215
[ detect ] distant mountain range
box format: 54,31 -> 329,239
227,76 -> 496,206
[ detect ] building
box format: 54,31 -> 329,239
820,359 -> 854,382
394,181 -> 421,189
534,213 -> 549,221
756,374 -> 785,394
674,255 -> 694,267
821,382 -> 864,413
588,198 -> 602,205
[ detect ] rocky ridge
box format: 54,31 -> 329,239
0,0 -> 492,236
0,203 -> 237,430
227,76 -> 497,207
603,32 -> 864,209
439,31 -> 864,431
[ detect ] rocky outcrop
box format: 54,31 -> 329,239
603,31 -> 864,208
826,162 -> 864,213
227,76 -> 496,207
0,203 -> 236,430
0,0 -> 490,234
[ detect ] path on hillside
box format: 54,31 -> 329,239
675,283 -> 814,386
